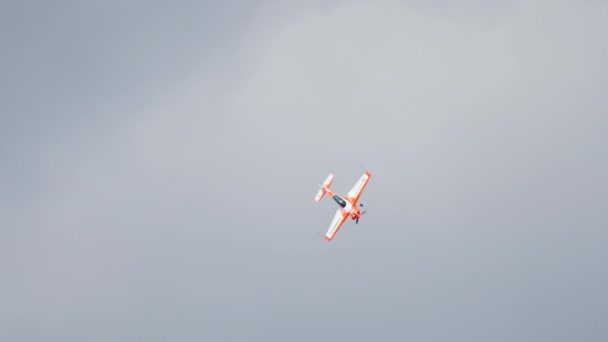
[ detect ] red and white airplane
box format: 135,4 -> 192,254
314,170 -> 371,241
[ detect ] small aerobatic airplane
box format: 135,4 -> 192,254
314,170 -> 371,241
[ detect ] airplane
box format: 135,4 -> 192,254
314,170 -> 371,241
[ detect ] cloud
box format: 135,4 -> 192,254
1,1 -> 607,341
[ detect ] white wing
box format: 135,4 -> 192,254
325,209 -> 348,242
346,171 -> 371,205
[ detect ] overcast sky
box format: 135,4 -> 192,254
2,1 -> 607,341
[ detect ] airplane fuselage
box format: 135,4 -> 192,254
331,193 -> 361,220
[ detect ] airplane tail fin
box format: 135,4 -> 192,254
314,173 -> 334,202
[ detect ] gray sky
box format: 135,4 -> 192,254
2,1 -> 607,341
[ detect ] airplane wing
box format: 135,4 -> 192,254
346,171 -> 371,205
325,209 -> 348,241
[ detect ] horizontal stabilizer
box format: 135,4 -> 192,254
314,173 -> 334,202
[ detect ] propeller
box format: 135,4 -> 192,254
355,210 -> 367,224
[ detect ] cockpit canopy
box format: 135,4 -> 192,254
332,194 -> 347,208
